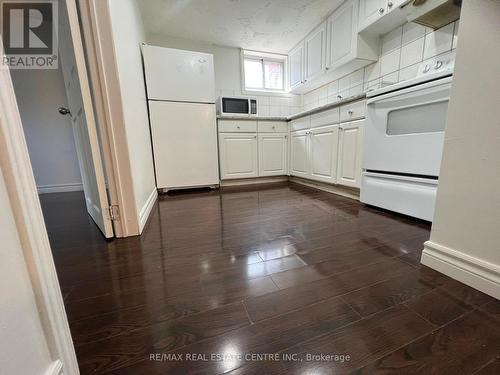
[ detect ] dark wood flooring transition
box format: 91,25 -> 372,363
39,183 -> 500,375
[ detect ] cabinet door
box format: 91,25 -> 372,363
304,22 -> 326,83
290,130 -> 309,178
337,120 -> 364,188
258,133 -> 288,177
219,133 -> 258,180
289,42 -> 304,90
310,125 -> 339,184
326,0 -> 358,69
358,0 -> 386,31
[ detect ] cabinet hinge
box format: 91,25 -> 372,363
109,205 -> 120,221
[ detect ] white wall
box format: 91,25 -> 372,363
421,0 -> 500,299
146,33 -> 302,117
10,66 -> 83,194
0,169 -> 54,375
108,0 -> 157,225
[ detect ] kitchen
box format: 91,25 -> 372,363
0,0 -> 499,374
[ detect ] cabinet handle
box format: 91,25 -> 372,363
337,95 -> 343,100
254,135 -> 257,139
379,7 -> 385,14
272,126 -> 276,130
388,2 -> 393,8
348,110 -> 354,115
237,126 -> 241,129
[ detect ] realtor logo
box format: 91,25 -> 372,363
1,0 -> 58,69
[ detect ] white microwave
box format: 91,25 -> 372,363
217,96 -> 257,117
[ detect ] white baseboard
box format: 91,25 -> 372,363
37,183 -> 83,194
45,360 -> 63,375
421,241 -> 500,300
139,189 -> 158,234
289,177 -> 360,201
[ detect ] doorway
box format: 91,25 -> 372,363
9,0 -> 114,239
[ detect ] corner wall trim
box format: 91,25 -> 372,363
37,183 -> 83,194
45,360 -> 63,375
139,188 -> 158,233
421,240 -> 500,299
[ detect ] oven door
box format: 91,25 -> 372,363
364,76 -> 452,177
221,97 -> 250,116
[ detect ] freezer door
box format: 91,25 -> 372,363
143,45 -> 215,103
149,101 -> 219,189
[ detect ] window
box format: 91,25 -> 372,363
242,50 -> 286,92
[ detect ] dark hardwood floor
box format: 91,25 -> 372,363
39,183 -> 500,375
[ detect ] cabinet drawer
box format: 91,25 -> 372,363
258,121 -> 288,133
310,108 -> 340,128
218,120 -> 258,133
290,116 -> 311,131
340,100 -> 366,122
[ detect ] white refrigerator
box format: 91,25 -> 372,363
142,44 -> 219,191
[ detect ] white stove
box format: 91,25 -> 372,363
361,51 -> 456,222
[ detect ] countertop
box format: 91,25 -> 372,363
216,93 -> 366,123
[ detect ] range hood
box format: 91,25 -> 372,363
405,0 -> 462,29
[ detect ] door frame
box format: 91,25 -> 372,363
76,0 -> 142,237
0,46 -> 79,375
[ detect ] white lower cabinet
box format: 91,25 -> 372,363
290,129 -> 310,178
290,119 -> 364,188
218,133 -> 258,179
310,125 -> 340,184
258,133 -> 288,177
337,119 -> 364,188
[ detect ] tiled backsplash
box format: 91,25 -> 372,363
217,89 -> 302,118
302,20 -> 459,113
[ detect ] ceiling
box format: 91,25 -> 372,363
136,0 -> 343,53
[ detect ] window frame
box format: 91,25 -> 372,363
241,50 -> 288,95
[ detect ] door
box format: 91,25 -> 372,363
142,45 -> 215,103
338,120 -> 364,188
218,133 -> 258,180
310,125 -> 339,184
290,130 -> 309,178
304,22 -> 326,83
364,77 -> 452,176
258,134 -> 288,177
289,42 -> 304,90
59,0 -> 113,237
149,101 -> 219,189
327,0 -> 357,69
358,0 -> 387,31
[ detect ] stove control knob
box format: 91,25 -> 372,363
423,65 -> 431,73
434,61 -> 443,70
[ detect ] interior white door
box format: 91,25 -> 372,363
289,42 -> 304,90
337,119 -> 364,188
358,0 -> 387,31
327,0 -> 357,69
305,22 -> 326,83
258,133 -> 288,177
290,130 -> 309,178
310,125 -> 339,184
219,133 -> 258,180
58,1 -> 113,237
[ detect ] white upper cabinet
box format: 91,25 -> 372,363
289,42 -> 304,90
359,0 -> 410,35
337,119 -> 364,188
289,0 -> 379,93
304,22 -> 327,83
326,0 -> 358,70
358,0 -> 387,31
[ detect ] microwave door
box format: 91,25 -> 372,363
222,98 -> 249,115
